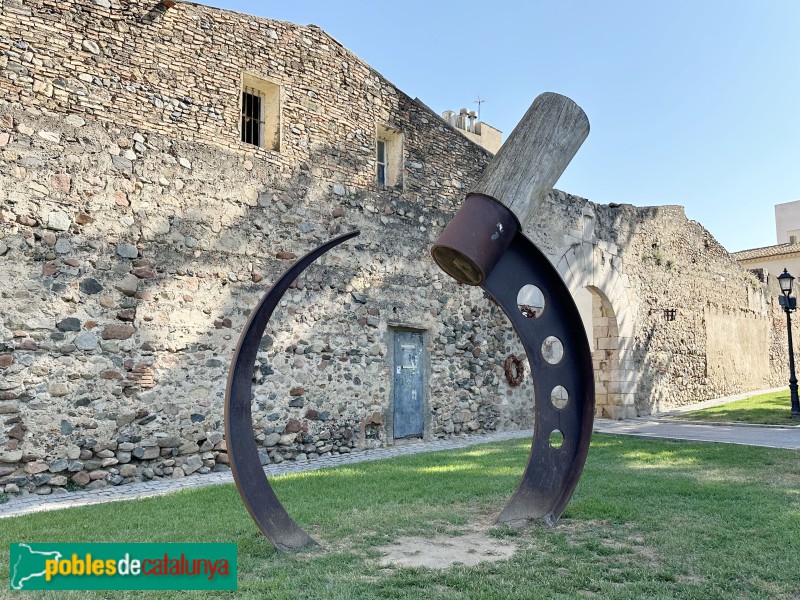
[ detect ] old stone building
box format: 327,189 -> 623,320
0,0 -> 789,498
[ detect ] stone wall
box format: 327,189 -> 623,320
0,0 -> 535,498
528,194 -> 788,417
0,0 -> 485,209
705,308 -> 770,391
0,0 -> 788,500
0,106 -> 534,496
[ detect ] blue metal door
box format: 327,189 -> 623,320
393,331 -> 425,438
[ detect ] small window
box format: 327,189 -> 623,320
791,235 -> 798,245
376,124 -> 403,190
376,140 -> 387,187
664,309 -> 676,321
241,90 -> 262,146
241,74 -> 280,151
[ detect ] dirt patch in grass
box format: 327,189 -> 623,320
378,513 -> 518,569
558,519 -> 661,567
376,516 -> 658,571
378,530 -> 516,568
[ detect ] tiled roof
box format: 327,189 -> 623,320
732,243 -> 800,262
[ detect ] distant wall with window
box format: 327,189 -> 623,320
527,198 -> 785,416
0,0 -> 489,209
775,200 -> 800,244
740,255 -> 800,287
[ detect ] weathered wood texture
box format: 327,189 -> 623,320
469,92 -> 589,227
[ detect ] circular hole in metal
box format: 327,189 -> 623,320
549,429 -> 564,448
542,336 -> 564,365
551,385 -> 569,409
517,284 -> 545,319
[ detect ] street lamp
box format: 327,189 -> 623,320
777,268 -> 800,419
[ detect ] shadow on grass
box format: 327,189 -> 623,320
1,435 -> 799,599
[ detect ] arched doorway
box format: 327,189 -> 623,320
558,242 -> 638,419
583,286 -> 623,418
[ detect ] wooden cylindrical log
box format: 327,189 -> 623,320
471,92 -> 589,227
431,92 -> 589,285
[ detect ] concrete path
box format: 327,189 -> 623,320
594,418 -> 800,450
2,386 -> 797,520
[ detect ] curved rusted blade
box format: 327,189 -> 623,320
483,231 -> 595,525
224,230 -> 360,550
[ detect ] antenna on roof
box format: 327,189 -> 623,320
474,96 -> 486,122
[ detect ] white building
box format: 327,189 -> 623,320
775,200 -> 800,244
732,200 -> 800,284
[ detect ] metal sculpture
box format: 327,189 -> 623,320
224,231 -> 359,551
224,92 -> 594,549
485,229 -> 594,524
432,196 -> 594,524
431,92 -> 594,524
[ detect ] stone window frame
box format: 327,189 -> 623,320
240,73 -> 281,152
376,124 -> 404,191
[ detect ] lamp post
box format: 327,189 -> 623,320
778,268 -> 800,419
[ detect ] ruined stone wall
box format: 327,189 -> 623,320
0,0 -> 787,502
611,205 -> 784,410
0,0 -> 535,499
528,193 -> 786,415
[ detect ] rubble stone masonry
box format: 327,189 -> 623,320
0,0 -> 789,498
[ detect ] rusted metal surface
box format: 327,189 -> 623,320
482,230 -> 594,525
431,194 -> 519,286
224,230 -> 360,551
432,91 -> 594,525
435,204 -> 594,522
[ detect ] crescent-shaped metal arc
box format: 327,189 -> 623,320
224,230 -> 360,551
482,232 -> 595,525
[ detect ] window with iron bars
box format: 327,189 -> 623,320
240,75 -> 280,151
241,87 -> 264,147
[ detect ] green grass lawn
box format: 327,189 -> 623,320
679,389 -> 800,426
1,434 -> 799,599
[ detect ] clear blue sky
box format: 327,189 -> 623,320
206,0 -> 799,252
